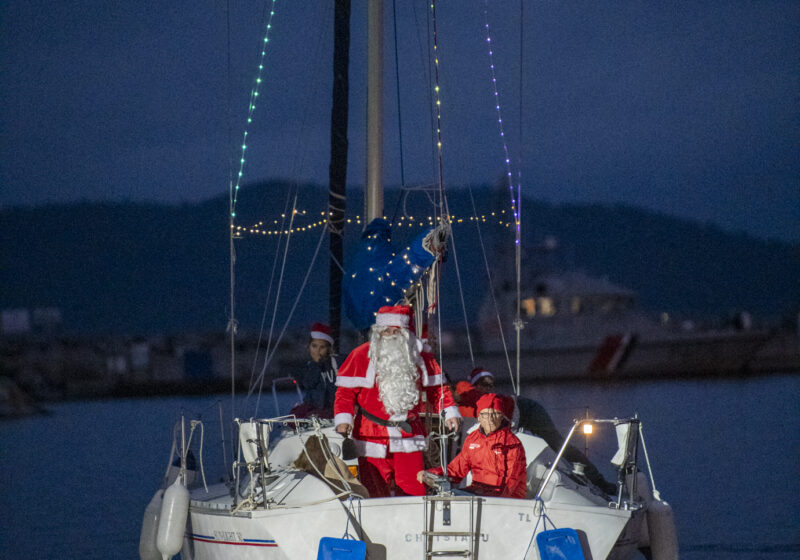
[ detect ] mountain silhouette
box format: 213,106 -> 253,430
1,181 -> 797,335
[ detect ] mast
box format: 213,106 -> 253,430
328,0 -> 351,350
365,0 -> 384,223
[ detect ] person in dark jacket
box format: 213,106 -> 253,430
290,322 -> 338,418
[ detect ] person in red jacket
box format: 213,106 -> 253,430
418,393 -> 528,499
455,367 -> 495,417
334,305 -> 461,497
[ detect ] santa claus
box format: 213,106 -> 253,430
334,305 -> 461,496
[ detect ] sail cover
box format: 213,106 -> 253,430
344,218 -> 443,330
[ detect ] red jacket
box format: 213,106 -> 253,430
334,342 -> 459,458
455,381 -> 481,418
430,424 -> 528,498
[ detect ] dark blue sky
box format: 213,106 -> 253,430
2,1 -> 798,242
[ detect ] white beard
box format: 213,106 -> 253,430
369,326 -> 420,416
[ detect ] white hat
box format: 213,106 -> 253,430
374,305 -> 412,330
469,368 -> 493,385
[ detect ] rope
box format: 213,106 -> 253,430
328,249 -> 345,274
231,463 -> 258,513
267,492 -> 351,509
341,495 -> 364,540
522,498 -> 557,559
294,419 -> 355,496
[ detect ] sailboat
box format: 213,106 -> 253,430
138,2 -> 679,559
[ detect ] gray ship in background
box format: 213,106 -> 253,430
437,235 -> 799,382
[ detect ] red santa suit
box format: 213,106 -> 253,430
334,341 -> 460,497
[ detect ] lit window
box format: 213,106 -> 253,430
539,297 -> 555,316
522,298 -> 536,317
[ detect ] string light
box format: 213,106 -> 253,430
430,0 -> 447,197
482,1 -> 522,243
229,0 -> 279,221
230,210 -> 511,237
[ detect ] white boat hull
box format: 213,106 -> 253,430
181,480 -> 639,560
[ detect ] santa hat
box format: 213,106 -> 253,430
476,393 -> 514,418
310,322 -> 334,345
469,367 -> 494,385
374,305 -> 412,330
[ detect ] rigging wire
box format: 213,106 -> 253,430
387,0 -> 409,226
252,194 -> 300,413
429,0 -> 446,194
481,0 -> 525,394
443,223 -> 475,366
467,186 -> 517,395
391,0 -> 406,190
515,0 -> 526,396
427,0 -> 467,480
251,44 -> 333,410
235,2 -> 334,415
248,193 -> 304,396
227,0 -> 280,440
246,231 -> 285,393
416,0 -> 439,184
250,222 -> 330,417
229,0 -> 280,219
225,0 -> 236,462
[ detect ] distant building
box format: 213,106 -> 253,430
1,309 -> 31,335
1,307 -> 63,336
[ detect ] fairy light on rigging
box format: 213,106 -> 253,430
231,209 -> 511,237
229,0 -> 279,221
430,0 -> 448,206
481,2 -> 521,242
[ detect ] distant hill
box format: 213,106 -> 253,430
1,181 -> 797,335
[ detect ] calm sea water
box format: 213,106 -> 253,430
1,375 -> 798,559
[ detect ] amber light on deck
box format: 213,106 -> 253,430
583,422 -> 593,435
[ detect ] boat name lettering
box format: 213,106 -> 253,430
214,530 -> 243,542
518,513 -> 532,522
404,534 -> 488,542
